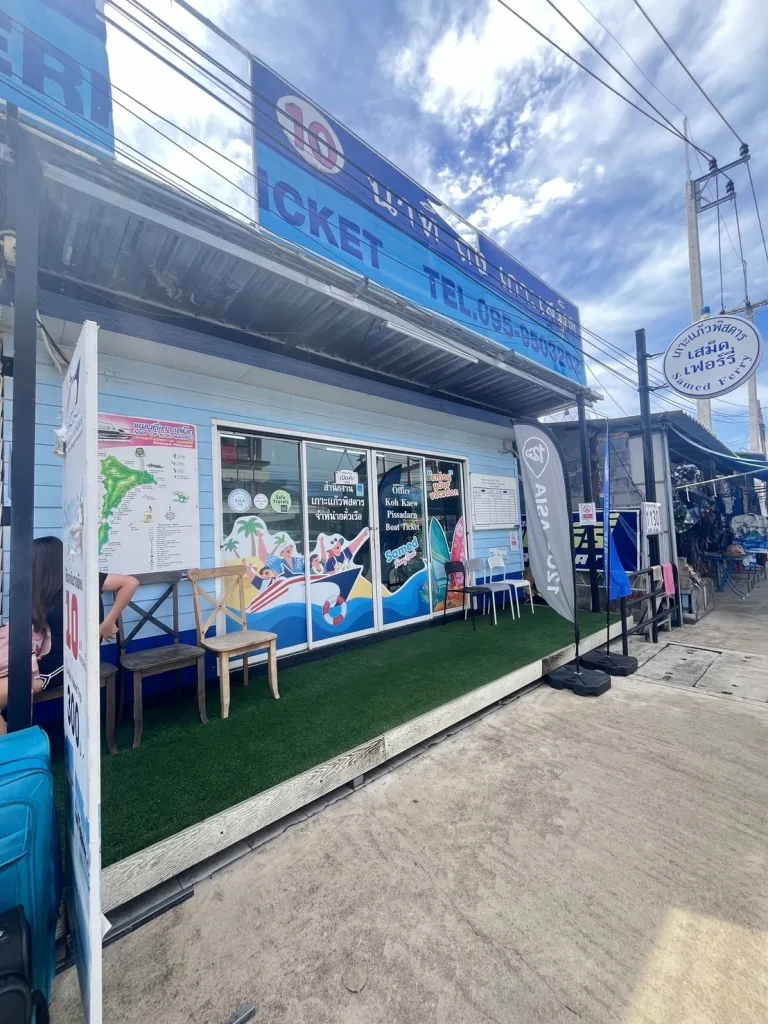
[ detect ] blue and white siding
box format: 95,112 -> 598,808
3,309 -> 523,670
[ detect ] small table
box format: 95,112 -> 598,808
706,555 -> 749,598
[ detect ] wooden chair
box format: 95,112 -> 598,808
187,566 -> 279,719
118,571 -> 207,750
35,662 -> 119,756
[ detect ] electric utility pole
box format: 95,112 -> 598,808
684,121 -> 764,442
683,119 -> 710,430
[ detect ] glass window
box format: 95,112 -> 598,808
377,453 -> 430,624
220,431 -> 306,650
425,459 -> 466,612
305,443 -> 374,641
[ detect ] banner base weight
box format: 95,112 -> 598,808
578,651 -> 638,676
546,663 -> 611,696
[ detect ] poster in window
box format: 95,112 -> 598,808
97,414 -> 200,575
378,454 -> 429,624
425,460 -> 466,611
305,444 -> 374,642
220,434 -> 307,651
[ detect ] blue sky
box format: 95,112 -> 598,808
106,0 -> 768,450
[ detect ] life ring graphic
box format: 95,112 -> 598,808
322,594 -> 348,627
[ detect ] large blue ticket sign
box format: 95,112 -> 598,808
251,59 -> 585,385
0,0 -> 113,152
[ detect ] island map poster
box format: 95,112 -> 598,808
97,414 -> 200,574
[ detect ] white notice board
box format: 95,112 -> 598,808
470,473 -> 519,530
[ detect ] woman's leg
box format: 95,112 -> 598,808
0,674 -> 44,716
0,677 -> 7,736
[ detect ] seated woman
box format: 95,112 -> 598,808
0,536 -> 139,733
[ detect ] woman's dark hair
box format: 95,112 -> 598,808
31,536 -> 63,634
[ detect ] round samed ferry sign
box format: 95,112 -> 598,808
663,314 -> 763,399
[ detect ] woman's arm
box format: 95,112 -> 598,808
100,573 -> 139,639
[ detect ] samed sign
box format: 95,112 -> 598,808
663,315 -> 763,399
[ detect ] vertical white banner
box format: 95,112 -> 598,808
62,321 -> 102,1023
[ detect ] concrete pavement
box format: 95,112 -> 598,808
53,651 -> 768,1024
680,568 -> 768,657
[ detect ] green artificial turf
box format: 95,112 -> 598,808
52,608 -> 610,867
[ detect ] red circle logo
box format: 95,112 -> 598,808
276,95 -> 345,175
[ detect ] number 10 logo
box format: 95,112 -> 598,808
276,94 -> 345,175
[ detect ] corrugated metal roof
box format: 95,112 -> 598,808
5,133 -> 598,419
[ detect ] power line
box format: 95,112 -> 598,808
585,361 -> 630,416
25,85 -> 748,425
20,79 -> 752,428
11,7 -> 599,369
572,0 -> 688,121
11,74 -> 606,390
539,0 -> 689,141
108,0 -> 758,406
8,4 -> 756,435
732,191 -> 750,304
630,0 -> 744,144
491,0 -> 712,158
745,161 -> 768,276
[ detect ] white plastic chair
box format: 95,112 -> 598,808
509,577 -> 534,617
488,549 -> 534,619
486,555 -> 516,618
466,557 -> 498,625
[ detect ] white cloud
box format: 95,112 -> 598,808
394,0 -> 598,123
469,176 -> 578,233
105,0 -> 255,220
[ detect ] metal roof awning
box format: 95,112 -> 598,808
0,130 -> 597,420
585,411 -> 768,479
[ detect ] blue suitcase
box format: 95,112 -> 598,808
0,727 -> 62,1009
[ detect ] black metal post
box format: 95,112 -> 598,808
673,563 -> 684,628
7,121 -> 41,732
636,328 -> 660,642
619,596 -> 629,656
635,328 -> 660,563
576,393 -> 600,613
604,423 -> 612,654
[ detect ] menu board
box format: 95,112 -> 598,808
470,473 -> 519,530
97,414 -> 200,574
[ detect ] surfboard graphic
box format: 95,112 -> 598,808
429,516 -> 466,611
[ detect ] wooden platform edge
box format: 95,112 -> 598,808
102,620 -> 625,912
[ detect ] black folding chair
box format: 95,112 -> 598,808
441,559 -> 495,631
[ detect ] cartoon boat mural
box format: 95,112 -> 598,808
247,565 -> 362,627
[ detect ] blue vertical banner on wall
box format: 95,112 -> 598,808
603,424 -> 632,601
0,0 -> 114,153
250,58 -> 586,386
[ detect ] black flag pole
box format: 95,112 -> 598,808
512,418 -> 608,696
580,420 -> 639,678
605,423 -> 612,657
